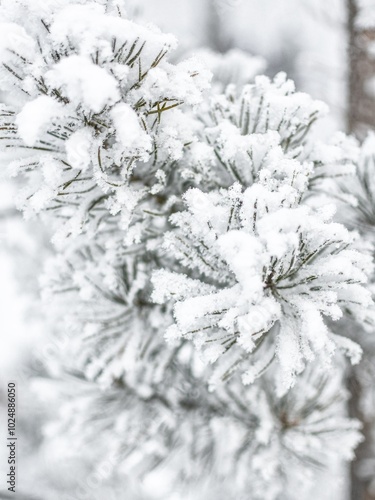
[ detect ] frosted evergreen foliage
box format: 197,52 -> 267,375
0,0 -> 210,245
0,1 -> 373,498
153,183 -> 371,393
40,241 -> 176,387
42,357 -> 361,500
152,78 -> 372,393
328,133 -> 375,494
180,73 -> 358,194
336,133 -> 375,236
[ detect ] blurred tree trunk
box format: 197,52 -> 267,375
205,0 -> 233,53
348,370 -> 374,500
347,5 -> 375,499
347,0 -> 375,137
340,1 -> 375,499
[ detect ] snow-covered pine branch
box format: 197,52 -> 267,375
0,0 -> 210,246
39,353 -> 361,500
0,1 -> 372,498
152,76 -> 373,395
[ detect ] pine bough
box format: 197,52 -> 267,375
0,1 -> 374,498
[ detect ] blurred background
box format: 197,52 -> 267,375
1,0 -> 375,498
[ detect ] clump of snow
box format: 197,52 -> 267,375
110,103 -> 151,152
65,128 -> 93,171
16,96 -> 66,147
45,56 -> 120,112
